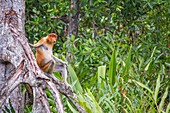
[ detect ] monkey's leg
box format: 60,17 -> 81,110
54,64 -> 71,87
41,60 -> 54,73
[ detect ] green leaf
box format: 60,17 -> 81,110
154,74 -> 160,103
103,40 -> 114,51
9,99 -> 15,113
87,89 -> 103,113
133,80 -> 153,94
68,64 -> 83,93
4,105 -> 10,113
166,102 -> 170,113
48,98 -> 55,106
159,87 -> 169,112
147,2 -> 153,9
145,47 -> 156,71
98,65 -> 106,90
77,94 -> 92,113
108,49 -> 117,87
122,45 -> 132,81
67,101 -> 78,113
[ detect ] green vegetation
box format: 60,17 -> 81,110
26,0 -> 170,112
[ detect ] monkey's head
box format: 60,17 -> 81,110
47,33 -> 58,44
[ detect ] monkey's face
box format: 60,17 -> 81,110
47,33 -> 58,44
50,36 -> 57,43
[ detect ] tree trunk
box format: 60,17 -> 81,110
0,0 -> 86,113
0,0 -> 25,112
68,0 -> 79,38
67,0 -> 79,62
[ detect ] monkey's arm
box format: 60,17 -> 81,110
53,58 -> 71,87
29,43 -> 48,50
52,55 -> 68,66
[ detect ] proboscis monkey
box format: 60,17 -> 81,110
29,33 -> 69,85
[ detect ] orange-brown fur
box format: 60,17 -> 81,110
34,33 -> 57,73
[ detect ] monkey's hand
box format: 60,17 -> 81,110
63,61 -> 68,68
52,55 -> 68,67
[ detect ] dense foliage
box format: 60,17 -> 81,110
26,0 -> 170,112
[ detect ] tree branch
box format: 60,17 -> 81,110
46,81 -> 64,113
0,60 -> 24,107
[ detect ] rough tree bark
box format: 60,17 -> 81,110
0,0 -> 86,113
68,0 -> 79,38
67,0 -> 79,62
0,1 -> 25,112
